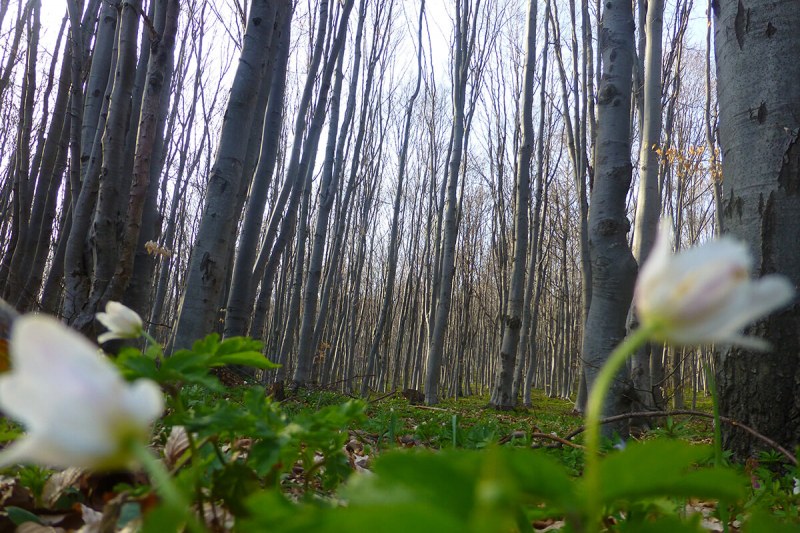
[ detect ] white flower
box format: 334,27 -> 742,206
96,301 -> 144,344
635,219 -> 794,349
0,315 -> 163,470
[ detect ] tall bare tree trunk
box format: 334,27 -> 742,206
425,0 -> 481,405
360,0 -> 423,397
630,0 -> 664,414
580,0 -> 638,436
171,0 -> 278,348
223,1 -> 291,338
489,0 -> 536,409
107,0 -> 180,306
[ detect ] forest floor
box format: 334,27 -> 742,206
1,386 -> 797,531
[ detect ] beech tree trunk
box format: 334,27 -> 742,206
489,0 -> 536,409
630,0 -> 664,414
171,0 -> 277,349
579,0 -> 638,436
713,0 -> 800,457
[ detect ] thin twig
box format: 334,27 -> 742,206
530,432 -> 585,450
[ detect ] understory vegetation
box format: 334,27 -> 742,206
0,338 -> 797,532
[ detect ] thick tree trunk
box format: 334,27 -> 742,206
223,1 -> 291,338
171,0 -> 277,349
713,0 -> 800,457
108,0 -> 180,305
75,0 -> 141,330
580,0 -> 638,436
62,0 -> 119,322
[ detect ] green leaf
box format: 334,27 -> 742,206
744,510 -> 800,533
595,439 -> 746,503
116,349 -> 159,381
211,463 -> 261,516
240,490 -> 465,533
6,506 -> 43,525
215,336 -> 264,356
191,334 -> 220,355
503,447 -> 581,511
212,351 -> 279,369
343,449 -> 479,519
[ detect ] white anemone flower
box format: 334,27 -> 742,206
96,301 -> 144,344
635,219 -> 795,350
0,315 -> 163,470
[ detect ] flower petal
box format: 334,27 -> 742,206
122,379 -> 164,427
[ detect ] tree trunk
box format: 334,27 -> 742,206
713,0 -> 800,458
108,0 -> 180,305
630,0 -> 664,415
360,0 -> 423,397
223,1 -> 291,338
425,0 -> 479,405
489,0 -> 536,409
171,0 -> 278,349
580,0 -> 638,437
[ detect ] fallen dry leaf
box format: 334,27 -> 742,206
42,468 -> 83,507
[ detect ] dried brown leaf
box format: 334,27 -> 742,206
42,468 -> 83,507
164,426 -> 190,469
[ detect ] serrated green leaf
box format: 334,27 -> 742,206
116,350 -> 159,381
191,334 -> 220,355
216,336 -> 264,355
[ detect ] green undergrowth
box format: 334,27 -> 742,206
1,336 -> 797,531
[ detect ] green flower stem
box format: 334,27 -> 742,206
141,330 -> 164,359
132,441 -> 206,533
132,441 -> 184,508
583,325 -> 654,527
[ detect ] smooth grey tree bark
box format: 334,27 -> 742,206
171,0 -> 278,349
713,0 -> 800,457
251,0 -> 355,354
123,0 -> 182,318
629,0 -> 664,413
149,4 -> 210,334
104,0 -> 179,306
425,0 -> 481,405
246,0 -> 333,338
580,0 -> 638,436
521,0 -> 551,406
62,0 -> 119,323
295,0 -> 367,383
489,0 -> 536,409
223,1 -> 291,338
